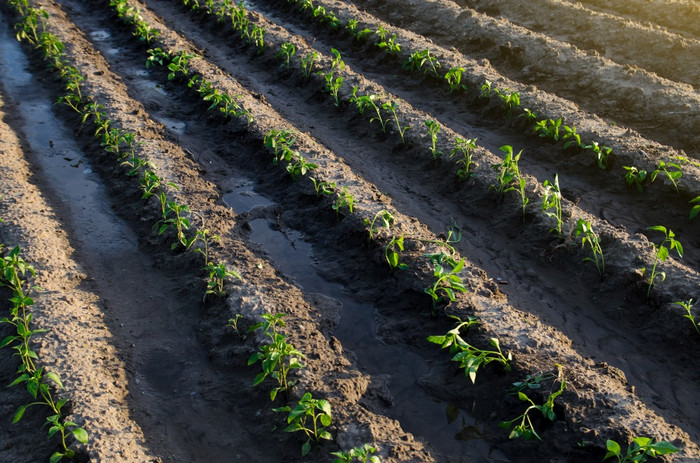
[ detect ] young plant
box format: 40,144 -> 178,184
264,129 -> 297,164
491,146 -> 528,219
286,155 -> 317,180
425,120 -> 442,159
385,235 -> 408,271
499,366 -> 565,440
382,101 -> 409,144
479,79 -> 492,99
374,25 -> 388,43
332,187 -> 355,218
248,314 -> 305,401
444,67 -> 467,93
364,209 -> 395,242
509,371 -> 558,395
562,125 -> 582,149
159,201 -> 193,250
192,228 -> 219,266
495,88 -> 520,118
603,437 -> 678,463
331,444 -> 381,463
520,108 -> 538,124
574,219 -> 605,275
644,225 -> 683,298
449,137 -> 477,180
350,87 -> 387,132
310,177 -> 336,197
427,316 -> 511,383
541,174 -> 563,237
673,299 -> 699,336
277,42 -> 296,70
204,262 -> 240,298
250,24 -> 265,52
490,145 -> 522,196
377,34 -> 400,55
650,160 -> 682,195
274,392 -> 332,456
402,49 -> 441,76
623,166 -> 649,192
330,48 -> 345,72
583,141 -> 612,170
226,314 -> 244,337
301,50 -> 319,78
534,118 -> 563,141
424,252 -> 467,312
324,72 -> 343,107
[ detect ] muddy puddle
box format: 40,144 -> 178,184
0,15 -> 258,462
226,187 -> 507,460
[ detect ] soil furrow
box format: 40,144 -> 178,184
570,0 -> 700,38
345,0 -> 700,154
449,0 -> 700,89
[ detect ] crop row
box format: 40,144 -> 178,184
0,227 -> 88,463
171,0 -> 700,327
106,0 -> 696,456
268,0 -> 700,220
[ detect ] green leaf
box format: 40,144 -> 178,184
648,225 -> 667,234
12,404 -> 28,423
48,425 -> 62,439
0,335 -> 17,348
605,439 -> 621,455
320,413 -> 332,427
50,452 -> 64,463
8,373 -> 29,388
649,441 -> 679,455
301,440 -> 311,456
72,427 -> 89,444
45,371 -> 64,389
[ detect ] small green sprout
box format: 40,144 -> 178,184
204,262 -> 240,297
644,225 -> 683,298
331,443 -> 381,463
425,120 -> 442,159
541,174 -> 563,237
427,316 -> 511,383
383,100 -> 409,144
450,137 -> 477,180
603,437 -> 678,462
424,252 -> 467,312
623,166 -> 649,192
574,219 -> 605,275
384,234 -> 408,272
274,392 -> 332,456
444,67 -> 467,93
277,42 -> 296,70
499,366 -> 565,440
673,299 -> 699,336
301,50 -> 319,78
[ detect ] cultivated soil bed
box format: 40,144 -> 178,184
0,0 -> 698,462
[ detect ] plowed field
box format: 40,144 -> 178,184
0,0 -> 698,462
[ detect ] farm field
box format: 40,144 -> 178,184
0,0 -> 698,462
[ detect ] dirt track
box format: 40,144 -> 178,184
0,0 -> 698,462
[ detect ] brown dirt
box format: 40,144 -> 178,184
0,0 -> 698,462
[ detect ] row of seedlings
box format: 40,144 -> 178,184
272,0 -> 700,219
